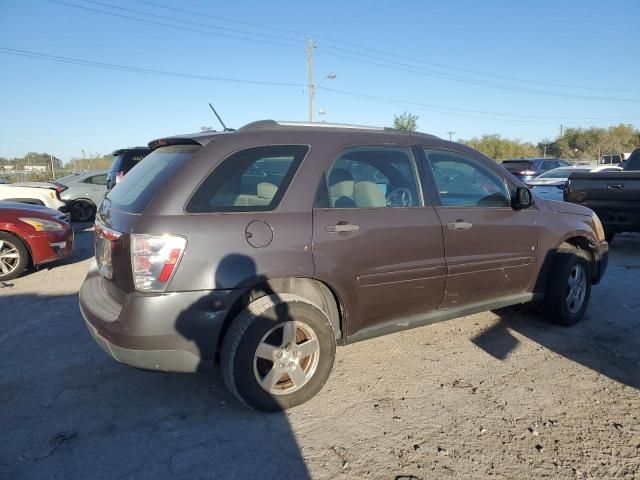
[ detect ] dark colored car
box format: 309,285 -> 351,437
80,120 -> 608,412
502,158 -> 571,182
106,147 -> 150,190
565,147 -> 640,243
0,202 -> 73,280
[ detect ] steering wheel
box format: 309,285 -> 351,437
386,187 -> 413,207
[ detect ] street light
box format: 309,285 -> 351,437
309,73 -> 336,122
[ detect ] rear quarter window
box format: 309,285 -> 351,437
186,145 -> 308,213
106,145 -> 199,213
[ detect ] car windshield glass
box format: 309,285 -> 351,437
55,173 -> 79,183
106,145 -> 199,213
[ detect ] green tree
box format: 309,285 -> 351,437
393,112 -> 419,132
461,134 -> 538,160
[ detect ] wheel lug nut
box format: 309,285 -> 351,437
289,362 -> 295,368
276,351 -> 282,358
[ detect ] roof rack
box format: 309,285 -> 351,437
239,119 -> 384,132
238,120 -> 440,139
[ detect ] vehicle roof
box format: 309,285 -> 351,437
148,119 -> 441,151
502,158 -> 561,163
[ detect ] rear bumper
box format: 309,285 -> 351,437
79,261 -> 240,372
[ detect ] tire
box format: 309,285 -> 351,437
0,232 -> 29,281
544,245 -> 592,326
221,294 -> 336,412
605,231 -> 616,244
69,200 -> 96,222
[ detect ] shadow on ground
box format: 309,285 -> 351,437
0,291 -> 309,480
473,233 -> 640,390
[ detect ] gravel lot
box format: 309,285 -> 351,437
1,226 -> 639,479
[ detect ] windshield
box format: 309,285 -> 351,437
537,167 -> 589,179
106,145 -> 199,213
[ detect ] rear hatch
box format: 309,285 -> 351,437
96,144 -> 201,300
502,160 -> 536,178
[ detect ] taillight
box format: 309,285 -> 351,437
130,234 -> 186,292
519,170 -> 537,176
116,171 -> 125,183
52,182 -> 68,194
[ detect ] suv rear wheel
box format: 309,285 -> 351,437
545,245 -> 592,326
221,294 -> 336,412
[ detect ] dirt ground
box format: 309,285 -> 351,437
1,226 -> 639,480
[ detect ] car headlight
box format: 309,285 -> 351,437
592,213 -> 606,242
19,217 -> 65,232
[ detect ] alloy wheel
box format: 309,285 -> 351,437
566,264 -> 587,314
253,321 -> 320,395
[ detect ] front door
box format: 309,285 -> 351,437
422,149 -> 538,308
312,145 -> 446,337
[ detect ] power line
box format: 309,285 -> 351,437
318,37 -> 639,94
131,0 -> 307,37
0,47 -> 305,87
317,86 -> 636,124
77,0 -> 303,45
2,46 -> 633,124
321,50 -> 640,103
122,0 -> 636,94
43,0 -> 302,49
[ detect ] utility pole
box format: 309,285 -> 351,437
560,124 -> 564,137
306,35 -> 315,122
446,130 -> 455,141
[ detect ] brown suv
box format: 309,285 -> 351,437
79,120 -> 609,411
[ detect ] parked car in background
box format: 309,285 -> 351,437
0,202 -> 73,280
106,147 -> 150,190
502,158 -> 572,182
589,165 -> 624,173
0,183 -> 66,211
0,178 -> 9,184
80,120 -> 609,412
565,148 -> 640,243
56,170 -> 108,221
529,165 -> 624,201
528,166 -> 592,201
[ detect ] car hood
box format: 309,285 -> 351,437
545,199 -> 592,217
0,201 -> 65,218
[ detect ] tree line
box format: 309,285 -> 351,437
393,112 -> 640,161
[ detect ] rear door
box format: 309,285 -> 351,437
422,149 -> 538,308
312,145 -> 446,336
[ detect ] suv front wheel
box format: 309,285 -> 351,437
221,294 -> 336,412
545,244 -> 592,326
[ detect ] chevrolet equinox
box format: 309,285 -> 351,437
80,120 -> 609,411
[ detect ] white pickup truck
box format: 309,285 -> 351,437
0,183 -> 66,211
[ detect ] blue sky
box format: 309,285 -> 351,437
1,0 -> 639,162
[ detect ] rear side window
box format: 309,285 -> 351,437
186,145 -> 308,213
106,145 -> 199,213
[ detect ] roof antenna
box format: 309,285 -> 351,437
208,102 -> 234,131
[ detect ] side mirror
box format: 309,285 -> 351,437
513,186 -> 534,210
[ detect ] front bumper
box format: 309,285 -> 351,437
79,261 -> 239,372
29,227 -> 74,265
592,240 -> 609,285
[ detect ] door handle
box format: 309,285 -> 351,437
606,184 -> 624,190
326,223 -> 360,233
447,220 -> 473,230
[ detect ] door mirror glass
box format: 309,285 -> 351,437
513,186 -> 533,210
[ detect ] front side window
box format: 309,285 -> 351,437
425,150 -> 510,208
320,146 -> 422,209
187,145 -> 308,213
